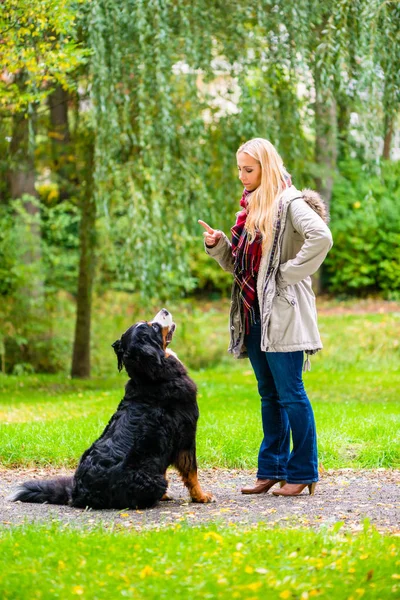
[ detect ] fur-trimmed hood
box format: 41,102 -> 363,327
301,189 -> 330,224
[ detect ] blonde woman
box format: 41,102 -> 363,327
199,138 -> 333,497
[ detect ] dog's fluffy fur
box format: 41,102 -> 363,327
9,311 -> 212,509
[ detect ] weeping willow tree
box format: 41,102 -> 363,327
86,0 -> 226,299
73,0 -> 398,375
1,0 -> 396,376
85,0 -> 317,300
86,0 -> 391,291
365,0 -> 400,160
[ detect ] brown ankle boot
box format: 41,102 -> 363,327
241,479 -> 286,495
272,482 -> 317,496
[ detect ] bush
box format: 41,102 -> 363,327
0,198 -> 79,373
325,158 -> 400,298
189,243 -> 233,296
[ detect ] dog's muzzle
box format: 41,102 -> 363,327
151,309 -> 176,345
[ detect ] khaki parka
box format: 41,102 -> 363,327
205,185 -> 333,361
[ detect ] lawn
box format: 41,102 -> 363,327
0,364 -> 399,469
0,522 -> 399,599
0,300 -> 399,469
1,298 -> 399,599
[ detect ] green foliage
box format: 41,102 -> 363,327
366,0 -> 400,120
0,0 -> 87,113
188,241 -> 233,296
325,159 -> 400,297
3,0 -> 399,303
41,200 -> 80,294
0,197 -> 79,373
0,196 -> 79,296
85,0 -> 353,297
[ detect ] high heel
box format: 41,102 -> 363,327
241,478 -> 286,494
272,482 -> 317,497
308,482 -> 317,495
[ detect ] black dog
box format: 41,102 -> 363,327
10,309 -> 213,509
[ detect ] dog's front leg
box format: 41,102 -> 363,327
160,471 -> 173,501
174,450 -> 214,503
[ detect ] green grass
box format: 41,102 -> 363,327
46,293 -> 400,374
0,522 -> 399,599
0,300 -> 399,468
0,364 -> 399,469
196,366 -> 400,469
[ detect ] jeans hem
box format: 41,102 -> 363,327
257,473 -> 288,480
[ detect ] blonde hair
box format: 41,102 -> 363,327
237,138 -> 290,252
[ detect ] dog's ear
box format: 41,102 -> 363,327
112,339 -> 124,372
140,343 -> 162,366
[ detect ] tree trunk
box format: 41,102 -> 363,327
313,66 -> 338,294
71,149 -> 96,378
48,86 -> 73,199
5,101 -> 48,371
382,111 -> 394,160
48,85 -> 70,146
337,95 -> 351,162
9,105 -> 43,285
9,109 -> 37,200
314,79 -> 338,210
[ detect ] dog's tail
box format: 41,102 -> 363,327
8,477 -> 73,505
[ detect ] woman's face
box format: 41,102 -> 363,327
237,152 -> 262,191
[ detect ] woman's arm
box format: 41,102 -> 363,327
199,220 -> 234,274
277,199 -> 333,287
204,232 -> 235,274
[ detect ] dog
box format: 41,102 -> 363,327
9,309 -> 213,509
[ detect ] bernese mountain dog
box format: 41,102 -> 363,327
9,309 -> 213,509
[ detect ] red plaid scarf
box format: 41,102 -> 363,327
231,177 -> 291,334
231,190 -> 262,334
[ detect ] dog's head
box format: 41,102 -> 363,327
112,308 -> 176,377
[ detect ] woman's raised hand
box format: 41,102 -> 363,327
198,220 -> 222,248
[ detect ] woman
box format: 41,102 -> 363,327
199,138 -> 333,497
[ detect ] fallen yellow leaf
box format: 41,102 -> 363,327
140,566 -> 154,578
72,587 -> 84,596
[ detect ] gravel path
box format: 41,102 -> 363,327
1,468 -> 399,533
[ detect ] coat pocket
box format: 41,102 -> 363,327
267,280 -> 322,350
276,287 -> 297,307
268,287 -> 298,344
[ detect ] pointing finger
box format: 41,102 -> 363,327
198,220 -> 215,234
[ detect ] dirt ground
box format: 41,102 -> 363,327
1,467 -> 399,533
317,298 -> 400,316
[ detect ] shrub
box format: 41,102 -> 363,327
325,158 -> 400,298
189,243 -> 233,296
0,198 -> 79,373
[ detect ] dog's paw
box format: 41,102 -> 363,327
160,493 -> 174,501
165,349 -> 183,363
192,492 -> 216,504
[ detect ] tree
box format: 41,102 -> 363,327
0,0 -> 86,372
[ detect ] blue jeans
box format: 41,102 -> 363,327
244,320 -> 318,484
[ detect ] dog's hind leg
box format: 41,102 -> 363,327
129,471 -> 168,509
174,449 -> 214,503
